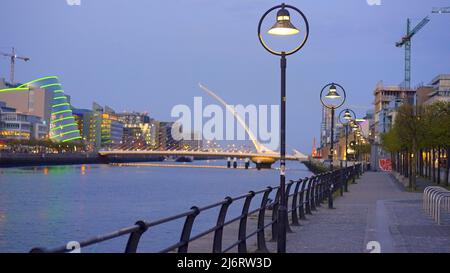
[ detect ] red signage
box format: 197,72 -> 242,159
379,158 -> 392,172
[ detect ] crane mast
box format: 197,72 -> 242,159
395,16 -> 430,90
0,47 -> 30,84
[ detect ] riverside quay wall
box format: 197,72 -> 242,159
0,152 -> 164,167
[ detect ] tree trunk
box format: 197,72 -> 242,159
412,153 -> 417,190
418,149 -> 422,177
411,138 -> 417,190
432,148 -> 436,183
428,149 -> 432,179
401,152 -> 404,176
437,147 -> 441,185
445,146 -> 449,187
406,151 -> 409,178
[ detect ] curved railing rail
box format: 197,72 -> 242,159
30,164 -> 362,253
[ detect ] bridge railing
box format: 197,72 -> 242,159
30,164 -> 362,253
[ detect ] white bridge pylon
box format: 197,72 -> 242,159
199,83 -> 307,160
198,83 -> 273,154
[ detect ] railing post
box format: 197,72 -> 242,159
291,179 -> 302,226
315,175 -> 322,207
285,181 -> 294,233
256,187 -> 272,253
238,191 -> 255,253
124,220 -> 148,253
213,197 -> 233,253
298,178 -> 308,220
305,179 -> 312,215
328,171 -> 334,209
310,177 -> 317,211
271,188 -> 281,241
178,206 -> 200,253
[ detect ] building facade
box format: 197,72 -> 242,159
73,103 -> 124,151
373,81 -> 415,145
423,74 -> 450,105
117,112 -> 156,148
158,121 -> 182,150
0,76 -> 81,143
0,101 -> 48,141
320,106 -> 338,149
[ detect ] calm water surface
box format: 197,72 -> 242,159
0,160 -> 311,252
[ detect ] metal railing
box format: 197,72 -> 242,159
30,164 -> 361,253
424,186 -> 450,225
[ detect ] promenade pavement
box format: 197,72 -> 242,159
264,171 -> 450,253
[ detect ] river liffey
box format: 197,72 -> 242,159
0,160 -> 311,252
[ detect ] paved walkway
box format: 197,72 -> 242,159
264,171 -> 450,253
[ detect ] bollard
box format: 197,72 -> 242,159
328,185 -> 334,209
352,166 -> 356,184
344,169 -> 349,192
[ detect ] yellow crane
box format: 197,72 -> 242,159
0,47 -> 30,85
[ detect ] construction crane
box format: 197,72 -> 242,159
395,16 -> 430,89
0,47 -> 30,85
432,7 -> 450,14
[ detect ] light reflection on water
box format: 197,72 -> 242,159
0,160 -> 311,252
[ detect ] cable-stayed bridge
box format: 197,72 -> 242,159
99,83 -> 309,168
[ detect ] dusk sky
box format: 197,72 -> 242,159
1,0 -> 449,152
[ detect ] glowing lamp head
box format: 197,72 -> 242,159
343,110 -> 352,120
268,8 -> 299,36
325,84 -> 341,99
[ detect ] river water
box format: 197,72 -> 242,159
0,160 -> 311,252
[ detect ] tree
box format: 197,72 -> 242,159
382,101 -> 450,188
423,101 -> 450,186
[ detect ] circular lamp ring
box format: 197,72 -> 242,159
258,4 -> 310,56
320,82 -> 347,110
338,108 -> 356,125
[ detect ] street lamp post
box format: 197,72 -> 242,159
258,3 -> 309,253
320,83 -> 346,209
351,122 -> 361,163
338,109 -> 356,168
320,83 -> 346,170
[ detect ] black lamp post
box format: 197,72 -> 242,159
258,3 -> 309,253
320,83 -> 346,170
338,109 -> 356,168
320,83 -> 346,209
350,121 -> 362,162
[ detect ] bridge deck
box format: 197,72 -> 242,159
98,150 -> 306,161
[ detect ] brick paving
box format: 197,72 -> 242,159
263,171 -> 450,253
